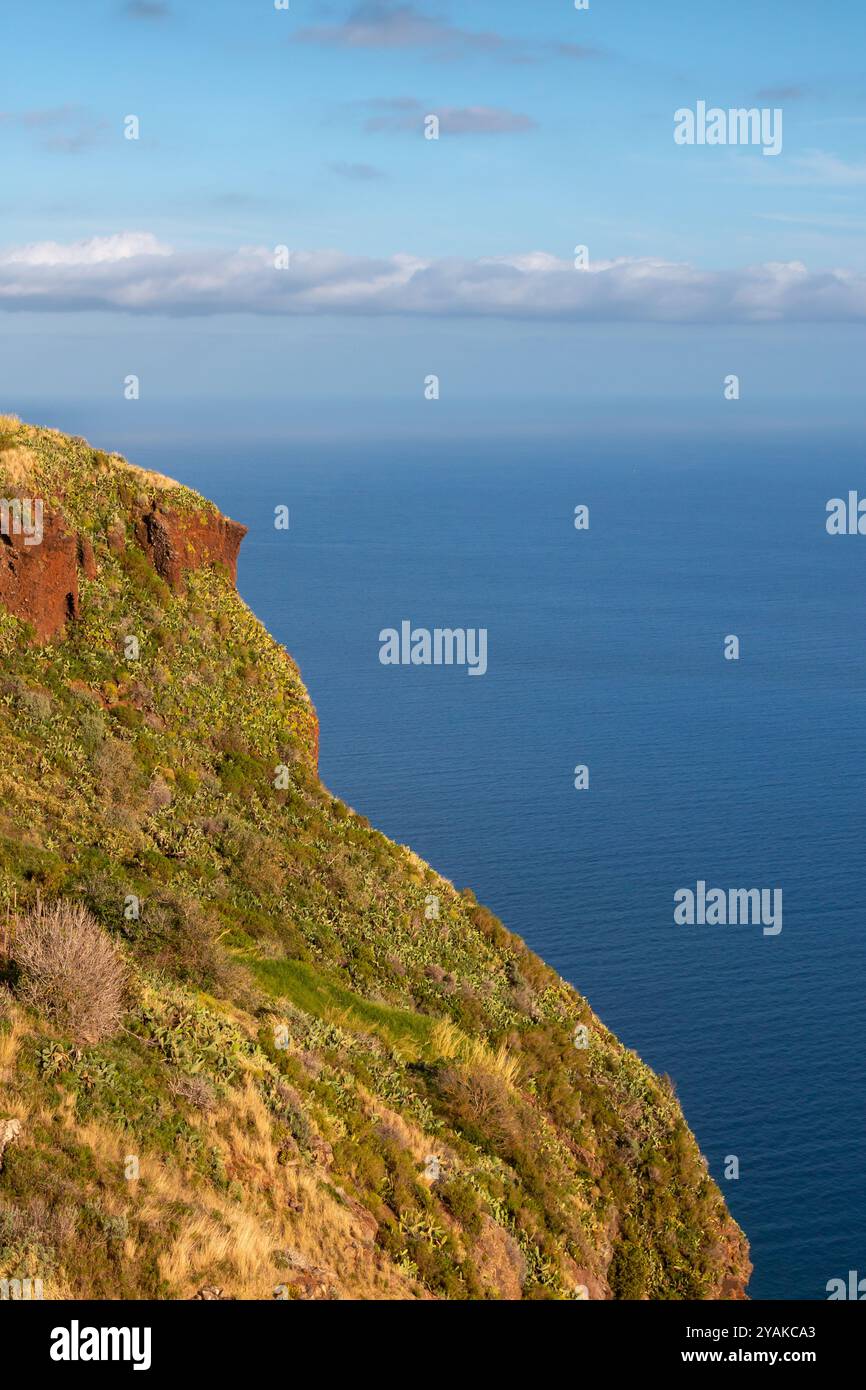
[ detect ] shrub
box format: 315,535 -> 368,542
436,1065 -> 521,1153
125,890 -> 232,991
608,1231 -> 651,1299
168,1072 -> 217,1112
14,900 -> 127,1043
439,1177 -> 483,1235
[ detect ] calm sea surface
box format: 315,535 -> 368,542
140,428 -> 866,1301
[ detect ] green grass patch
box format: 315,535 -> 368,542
249,956 -> 434,1059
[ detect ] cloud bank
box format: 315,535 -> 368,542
1,233 -> 864,322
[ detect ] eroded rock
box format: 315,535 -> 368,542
134,503 -> 247,591
0,513 -> 78,642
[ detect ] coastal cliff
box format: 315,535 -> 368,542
0,416 -> 750,1300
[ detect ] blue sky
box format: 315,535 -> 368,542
2,0 -> 866,426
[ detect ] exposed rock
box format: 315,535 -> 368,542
0,490 -> 247,643
716,1226 -> 753,1300
0,512 -> 78,642
273,1250 -> 337,1300
77,534 -> 97,579
274,1248 -> 313,1272
282,1271 -> 338,1300
134,502 -> 247,591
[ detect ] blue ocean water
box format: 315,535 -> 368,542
143,427 -> 865,1301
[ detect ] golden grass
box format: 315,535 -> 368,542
0,1010 -> 25,1083
121,460 -> 180,492
32,1075 -> 420,1301
0,446 -> 37,487
430,1018 -> 521,1085
0,417 -> 176,494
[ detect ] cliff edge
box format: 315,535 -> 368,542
0,416 -> 750,1301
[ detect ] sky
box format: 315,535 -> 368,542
1,0 -> 865,432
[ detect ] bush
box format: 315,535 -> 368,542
14,900 -> 127,1043
608,1232 -> 651,1299
436,1065 -> 521,1153
168,1072 -> 217,1113
125,890 -> 230,990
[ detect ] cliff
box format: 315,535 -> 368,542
0,416 -> 750,1301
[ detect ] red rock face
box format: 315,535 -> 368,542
77,534 -> 98,580
0,511 -> 79,643
1,496 -> 247,645
134,504 -> 247,591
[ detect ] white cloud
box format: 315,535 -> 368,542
0,231 -> 171,267
1,232 -> 865,322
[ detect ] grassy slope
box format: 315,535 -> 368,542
0,418 -> 749,1300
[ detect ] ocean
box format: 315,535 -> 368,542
129,423 -> 866,1300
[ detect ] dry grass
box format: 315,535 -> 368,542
430,1018 -> 521,1085
0,1008 -> 25,1084
121,460 -> 180,492
56,1079 -> 420,1300
0,446 -> 37,487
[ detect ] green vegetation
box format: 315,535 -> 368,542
250,957 -> 435,1058
0,418 -> 750,1301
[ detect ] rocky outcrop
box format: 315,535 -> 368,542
0,512 -> 78,642
134,502 -> 247,591
0,494 -> 247,643
77,534 -> 97,579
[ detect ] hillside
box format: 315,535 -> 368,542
0,415 -> 750,1301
